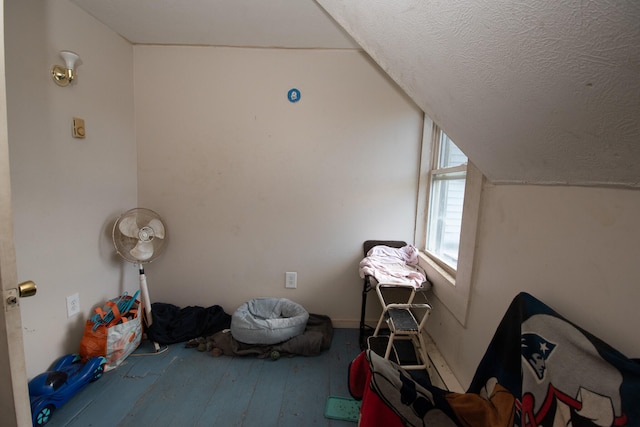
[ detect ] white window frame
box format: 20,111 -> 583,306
425,130 -> 467,275
415,116 -> 483,326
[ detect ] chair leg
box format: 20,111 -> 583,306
359,280 -> 368,347
384,332 -> 395,359
373,311 -> 386,337
394,334 -> 430,370
416,332 -> 431,370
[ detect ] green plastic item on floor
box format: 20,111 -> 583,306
324,396 -> 361,423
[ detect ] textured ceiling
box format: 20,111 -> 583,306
317,0 -> 640,187
70,0 -> 358,49
71,0 -> 640,187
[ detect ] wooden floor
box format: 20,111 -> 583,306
46,328 -> 362,427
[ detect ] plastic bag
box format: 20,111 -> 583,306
79,293 -> 142,371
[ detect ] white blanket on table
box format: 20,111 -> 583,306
358,244 -> 427,289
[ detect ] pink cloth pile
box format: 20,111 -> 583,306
358,244 -> 427,289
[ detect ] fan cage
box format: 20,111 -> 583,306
112,208 -> 167,264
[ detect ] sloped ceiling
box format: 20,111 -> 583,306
317,0 -> 640,188
70,0 -> 640,187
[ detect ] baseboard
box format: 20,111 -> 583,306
423,332 -> 464,393
331,319 -> 362,329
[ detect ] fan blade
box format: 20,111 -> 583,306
118,216 -> 140,238
147,218 -> 165,239
130,241 -> 154,261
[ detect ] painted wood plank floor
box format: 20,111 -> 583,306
46,328 -> 362,427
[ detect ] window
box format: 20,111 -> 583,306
414,116 -> 483,326
426,131 -> 467,271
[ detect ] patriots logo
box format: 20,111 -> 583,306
521,333 -> 557,380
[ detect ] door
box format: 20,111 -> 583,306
0,1 -> 32,425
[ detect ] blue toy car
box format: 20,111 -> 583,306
28,354 -> 106,426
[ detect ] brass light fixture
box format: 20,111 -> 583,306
51,50 -> 81,87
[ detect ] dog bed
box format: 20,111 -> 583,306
230,298 -> 309,345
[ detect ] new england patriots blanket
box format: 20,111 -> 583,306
349,292 -> 640,426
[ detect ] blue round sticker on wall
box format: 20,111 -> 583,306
287,88 -> 301,103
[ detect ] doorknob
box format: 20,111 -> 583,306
18,281 -> 37,298
3,281 -> 37,311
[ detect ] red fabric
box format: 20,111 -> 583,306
349,351 -> 404,427
348,350 -> 369,399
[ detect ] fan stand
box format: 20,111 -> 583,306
138,263 -> 161,352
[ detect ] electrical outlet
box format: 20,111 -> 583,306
285,272 -> 297,289
66,293 -> 80,317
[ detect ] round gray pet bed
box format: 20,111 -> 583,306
230,298 -> 309,345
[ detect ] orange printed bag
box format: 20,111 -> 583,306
79,292 -> 142,371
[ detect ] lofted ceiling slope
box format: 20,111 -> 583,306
317,0 -> 640,188
71,0 -> 640,188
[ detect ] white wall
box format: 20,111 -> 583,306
133,45 -> 423,322
5,0 -> 137,378
426,184 -> 640,387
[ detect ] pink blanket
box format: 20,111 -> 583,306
358,244 -> 427,289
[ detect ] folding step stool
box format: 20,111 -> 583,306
369,282 -> 432,370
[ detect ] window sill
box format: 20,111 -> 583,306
418,252 -> 455,287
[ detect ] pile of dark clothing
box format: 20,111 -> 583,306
146,302 -> 231,345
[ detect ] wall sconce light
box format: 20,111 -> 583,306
51,50 -> 81,87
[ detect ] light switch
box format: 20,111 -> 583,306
72,117 -> 85,138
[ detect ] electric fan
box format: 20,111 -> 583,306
112,208 -> 167,345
